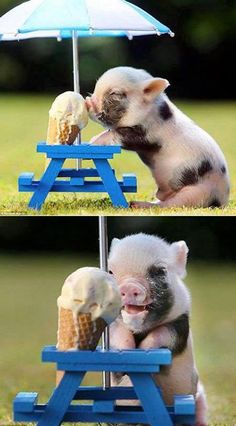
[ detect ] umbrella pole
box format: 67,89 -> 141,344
72,30 -> 81,170
99,216 -> 111,389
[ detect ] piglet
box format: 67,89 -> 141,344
108,233 -> 207,426
86,67 -> 229,208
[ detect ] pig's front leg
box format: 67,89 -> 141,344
110,320 -> 135,387
110,319 -> 136,350
138,325 -> 173,350
90,129 -> 117,146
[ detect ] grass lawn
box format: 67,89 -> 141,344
0,94 -> 235,216
0,254 -> 235,425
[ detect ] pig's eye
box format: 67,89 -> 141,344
108,270 -> 113,275
109,91 -> 126,98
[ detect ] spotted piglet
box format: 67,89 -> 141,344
86,67 -> 229,208
108,233 -> 207,426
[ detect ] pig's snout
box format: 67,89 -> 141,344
119,282 -> 147,305
86,95 -> 99,114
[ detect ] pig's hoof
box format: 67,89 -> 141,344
130,201 -> 157,209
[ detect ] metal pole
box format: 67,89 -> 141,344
72,30 -> 81,169
99,216 -> 111,389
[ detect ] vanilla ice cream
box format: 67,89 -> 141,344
47,91 -> 88,145
57,267 -> 122,323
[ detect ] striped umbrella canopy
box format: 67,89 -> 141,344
0,0 -> 173,37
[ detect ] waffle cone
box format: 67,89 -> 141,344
46,116 -> 79,145
56,308 -> 107,385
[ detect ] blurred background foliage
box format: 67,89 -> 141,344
0,217 -> 235,261
0,0 -> 236,98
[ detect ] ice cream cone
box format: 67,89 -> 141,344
77,312 -> 107,350
46,91 -> 88,147
56,307 -> 107,385
46,116 -> 79,145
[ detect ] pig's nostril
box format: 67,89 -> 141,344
121,292 -> 125,296
134,292 -> 138,297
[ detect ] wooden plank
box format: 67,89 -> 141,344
74,386 -> 137,400
13,392 -> 38,413
130,373 -> 173,426
18,173 -> 34,185
37,142 -> 121,156
37,371 -> 85,426
93,400 -> 115,413
174,395 -> 195,415
28,158 -> 64,210
94,159 -> 129,207
19,179 -> 137,194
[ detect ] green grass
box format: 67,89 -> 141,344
0,254 -> 235,425
0,95 -> 235,215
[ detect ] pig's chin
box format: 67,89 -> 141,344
121,305 -> 149,333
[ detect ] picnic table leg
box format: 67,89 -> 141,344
28,158 -> 65,210
129,372 -> 173,426
37,371 -> 85,426
93,159 -> 129,208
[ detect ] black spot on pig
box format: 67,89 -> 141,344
117,125 -> 162,167
221,164 -> 226,174
159,101 -> 173,120
99,90 -> 128,127
198,159 -> 213,177
138,151 -> 156,168
146,265 -> 174,324
209,198 -> 221,208
170,167 -> 198,190
168,313 -> 189,355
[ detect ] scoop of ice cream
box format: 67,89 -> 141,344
49,91 -> 88,130
57,267 -> 122,324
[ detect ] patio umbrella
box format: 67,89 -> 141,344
0,1 -> 173,386
0,0 -> 174,93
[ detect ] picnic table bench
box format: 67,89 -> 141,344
13,346 -> 195,426
19,143 -> 137,210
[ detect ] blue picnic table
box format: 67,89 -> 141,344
19,143 -> 137,210
13,346 -> 195,426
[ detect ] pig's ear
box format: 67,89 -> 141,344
142,78 -> 170,101
170,241 -> 189,278
110,238 -> 120,251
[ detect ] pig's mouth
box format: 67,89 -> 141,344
123,304 -> 150,315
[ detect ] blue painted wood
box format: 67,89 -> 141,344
19,142 -> 137,209
13,347 -> 195,425
94,158 -> 129,207
14,402 -> 195,424
14,392 -> 38,413
19,172 -> 34,185
58,168 -> 100,177
69,177 -> 84,186
28,158 -> 64,210
19,177 -> 136,193
174,395 -> 195,415
130,372 -> 173,426
37,142 -> 121,156
37,371 -> 85,426
14,403 -> 148,424
93,400 -> 114,413
74,386 -> 137,400
42,346 -> 172,369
